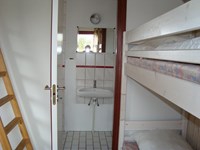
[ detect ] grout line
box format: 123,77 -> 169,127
84,53 -> 86,104
92,131 -> 94,149
85,131 -> 87,150
97,131 -> 102,150
62,98 -> 65,131
71,131 -> 74,149
62,131 -> 67,150
104,131 -> 110,149
78,131 -> 80,149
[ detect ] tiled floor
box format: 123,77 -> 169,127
58,131 -> 112,150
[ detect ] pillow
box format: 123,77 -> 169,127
132,130 -> 193,150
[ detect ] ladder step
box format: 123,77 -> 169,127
5,117 -> 22,134
15,139 -> 29,150
0,95 -> 15,107
0,71 -> 6,77
0,49 -> 33,149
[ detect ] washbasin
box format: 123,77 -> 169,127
77,87 -> 113,98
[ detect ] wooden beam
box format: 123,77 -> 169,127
112,0 -> 127,149
125,120 -> 182,131
0,118 -> 12,150
126,50 -> 200,64
5,117 -> 22,134
15,139 -> 29,150
0,71 -> 6,77
0,95 -> 14,107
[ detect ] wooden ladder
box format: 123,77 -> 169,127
0,49 -> 33,150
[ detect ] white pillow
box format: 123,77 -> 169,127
132,130 -> 193,150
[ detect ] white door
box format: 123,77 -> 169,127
51,0 -> 58,149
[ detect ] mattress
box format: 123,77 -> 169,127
127,57 -> 200,85
123,131 -> 193,150
129,36 -> 200,51
123,141 -> 139,150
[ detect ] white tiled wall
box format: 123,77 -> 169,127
57,53 -> 66,131
105,54 -> 115,66
86,54 -> 95,65
96,54 -> 105,66
76,53 -> 116,104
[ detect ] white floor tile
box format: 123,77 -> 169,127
59,131 -> 112,150
86,146 -> 93,150
101,146 -> 108,150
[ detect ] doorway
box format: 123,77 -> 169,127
55,0 -> 127,149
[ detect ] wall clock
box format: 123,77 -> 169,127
90,13 -> 101,24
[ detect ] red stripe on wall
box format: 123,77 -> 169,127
76,65 -> 114,68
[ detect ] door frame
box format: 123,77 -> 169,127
112,0 -> 127,149
50,0 -> 58,149
50,0 -> 127,148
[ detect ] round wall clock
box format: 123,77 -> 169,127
90,13 -> 101,24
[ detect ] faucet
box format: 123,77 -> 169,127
87,80 -> 99,106
93,80 -> 97,88
88,98 -> 99,107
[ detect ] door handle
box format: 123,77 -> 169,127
44,84 -> 57,105
57,86 -> 65,90
44,85 -> 51,90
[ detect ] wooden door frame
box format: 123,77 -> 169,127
50,0 -> 58,149
112,0 -> 127,149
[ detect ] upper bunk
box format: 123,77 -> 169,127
123,0 -> 200,119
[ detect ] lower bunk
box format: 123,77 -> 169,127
122,120 -> 198,150
123,141 -> 139,150
122,57 -> 200,150
122,130 -> 192,150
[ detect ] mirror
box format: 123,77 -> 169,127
77,27 -> 116,53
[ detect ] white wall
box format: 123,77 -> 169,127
64,0 -> 117,131
65,0 -> 117,59
0,0 -> 51,149
126,0 -> 183,121
127,0 -> 183,31
126,78 -> 182,121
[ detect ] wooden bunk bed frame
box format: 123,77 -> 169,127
119,0 -> 200,149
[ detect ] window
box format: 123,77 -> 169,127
77,31 -> 96,53
77,28 -> 107,53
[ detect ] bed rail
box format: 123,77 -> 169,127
126,0 -> 200,44
125,120 -> 182,131
126,50 -> 200,64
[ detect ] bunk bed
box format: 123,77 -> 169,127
120,1 -> 200,150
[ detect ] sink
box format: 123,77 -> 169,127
77,87 -> 113,98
